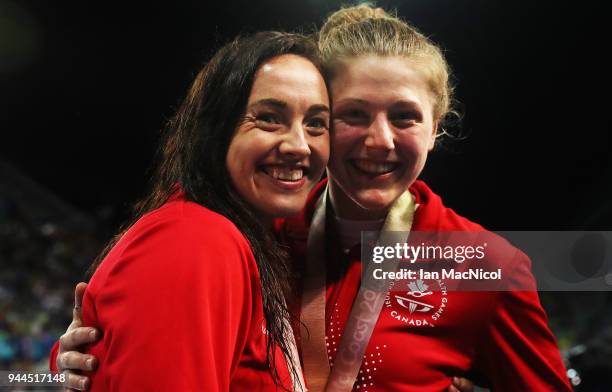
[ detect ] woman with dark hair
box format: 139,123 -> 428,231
49,31 -> 330,391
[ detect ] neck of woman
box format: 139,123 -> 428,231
328,179 -> 391,221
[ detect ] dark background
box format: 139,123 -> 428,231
2,0 -> 609,230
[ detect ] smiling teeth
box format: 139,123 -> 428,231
266,167 -> 304,181
353,160 -> 396,174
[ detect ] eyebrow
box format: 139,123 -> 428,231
307,104 -> 330,114
337,98 -> 370,106
248,98 -> 287,110
248,99 -> 330,114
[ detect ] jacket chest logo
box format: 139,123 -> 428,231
385,279 -> 449,327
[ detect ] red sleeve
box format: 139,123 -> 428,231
49,340 -> 60,372
475,252 -> 571,391
84,211 -> 255,391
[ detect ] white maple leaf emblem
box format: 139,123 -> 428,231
407,279 -> 433,298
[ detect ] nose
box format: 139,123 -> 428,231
364,114 -> 395,151
279,123 -> 311,158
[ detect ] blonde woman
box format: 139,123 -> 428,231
276,5 -> 570,391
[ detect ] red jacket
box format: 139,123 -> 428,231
277,179 -> 571,392
51,194 -> 292,391
51,181 -> 571,391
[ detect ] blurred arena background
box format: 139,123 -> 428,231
0,160 -> 102,371
0,0 -> 609,390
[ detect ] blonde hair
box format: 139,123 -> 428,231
319,4 -> 454,122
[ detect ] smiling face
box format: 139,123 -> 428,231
327,55 -> 438,219
226,54 -> 330,220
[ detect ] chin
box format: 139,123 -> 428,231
352,189 -> 399,212
259,196 -> 307,218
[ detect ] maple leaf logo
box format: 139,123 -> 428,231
407,279 -> 433,298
